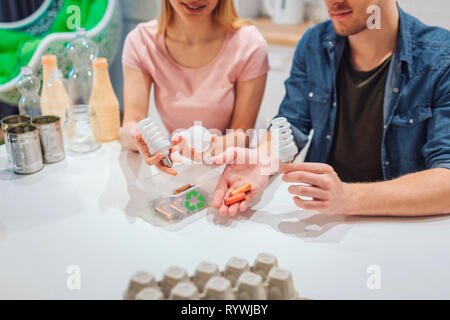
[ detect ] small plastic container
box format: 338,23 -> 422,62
140,164 -> 224,222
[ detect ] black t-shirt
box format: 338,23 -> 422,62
327,45 -> 392,183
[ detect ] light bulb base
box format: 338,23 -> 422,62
162,156 -> 173,168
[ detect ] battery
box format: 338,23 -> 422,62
224,193 -> 246,206
230,183 -> 252,196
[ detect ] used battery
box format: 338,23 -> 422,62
224,193 -> 246,206
230,183 -> 252,196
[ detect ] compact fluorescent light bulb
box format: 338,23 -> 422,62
138,118 -> 173,167
270,117 -> 298,163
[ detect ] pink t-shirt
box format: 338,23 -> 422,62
122,20 -> 270,134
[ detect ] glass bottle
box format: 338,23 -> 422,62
46,69 -> 70,124
40,55 -> 58,115
66,28 -> 98,108
16,67 -> 42,118
66,28 -> 101,149
90,57 -> 120,142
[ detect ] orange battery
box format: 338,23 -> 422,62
173,184 -> 194,195
224,192 -> 246,206
230,183 -> 252,196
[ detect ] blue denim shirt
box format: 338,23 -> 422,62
275,6 -> 450,180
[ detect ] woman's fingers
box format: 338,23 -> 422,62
145,153 -> 164,165
132,130 -> 152,157
170,154 -> 182,163
155,161 -> 178,176
171,135 -> 183,145
191,147 -> 202,162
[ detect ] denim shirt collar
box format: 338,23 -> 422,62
396,4 -> 413,75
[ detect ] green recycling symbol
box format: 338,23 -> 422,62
185,190 -> 205,211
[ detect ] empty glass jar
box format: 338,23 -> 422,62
65,105 -> 101,154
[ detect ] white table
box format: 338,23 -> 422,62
1,142 -> 449,300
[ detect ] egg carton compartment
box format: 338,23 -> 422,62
124,253 -> 302,300
138,164 -> 224,222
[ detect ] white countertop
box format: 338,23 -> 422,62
1,142 -> 449,300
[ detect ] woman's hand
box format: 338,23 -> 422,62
171,134 -> 218,164
130,126 -> 179,176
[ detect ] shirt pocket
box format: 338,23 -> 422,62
389,104 -> 432,161
390,104 -> 432,127
307,82 -> 331,123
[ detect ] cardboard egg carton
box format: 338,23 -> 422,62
124,253 -> 300,300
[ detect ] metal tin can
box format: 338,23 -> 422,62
1,115 -> 31,168
6,124 -> 43,174
32,115 -> 65,163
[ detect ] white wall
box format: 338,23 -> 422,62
398,0 -> 450,30
110,0 -> 161,113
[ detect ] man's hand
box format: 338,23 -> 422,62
280,162 -> 353,215
211,147 -> 273,216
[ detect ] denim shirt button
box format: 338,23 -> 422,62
385,161 -> 390,166
393,87 -> 399,93
309,92 -> 314,98
409,119 -> 414,124
326,135 -> 332,140
333,102 -> 337,107
384,125 -> 387,129
328,41 -> 334,48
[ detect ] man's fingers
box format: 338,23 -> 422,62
213,177 -> 229,209
280,162 -> 334,174
215,180 -> 250,215
225,183 -> 254,214
288,185 -> 329,200
238,199 -> 250,212
282,171 -> 327,189
293,196 -> 328,211
219,204 -> 229,216
227,203 -> 240,216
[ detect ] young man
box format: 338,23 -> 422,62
211,0 -> 450,217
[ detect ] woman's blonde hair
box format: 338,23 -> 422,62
158,0 -> 251,34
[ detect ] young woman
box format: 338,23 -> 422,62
121,0 -> 269,175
